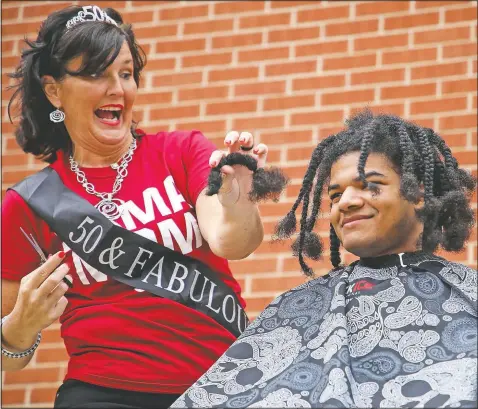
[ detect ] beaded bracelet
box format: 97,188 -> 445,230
0,315 -> 42,359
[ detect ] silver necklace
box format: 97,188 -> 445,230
69,139 -> 137,220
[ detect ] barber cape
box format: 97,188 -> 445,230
171,251 -> 477,408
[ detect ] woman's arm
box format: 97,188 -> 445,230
195,131 -> 266,260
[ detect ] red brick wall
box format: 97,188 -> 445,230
1,1 -> 476,406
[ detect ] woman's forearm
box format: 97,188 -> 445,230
210,202 -> 264,260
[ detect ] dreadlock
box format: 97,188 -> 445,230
274,108 -> 476,277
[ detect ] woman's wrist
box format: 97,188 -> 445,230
1,314 -> 40,353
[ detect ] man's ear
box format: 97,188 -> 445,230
415,183 -> 425,210
42,75 -> 62,108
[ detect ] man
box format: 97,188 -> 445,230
171,109 -> 477,408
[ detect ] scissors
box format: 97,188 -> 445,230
20,227 -> 72,288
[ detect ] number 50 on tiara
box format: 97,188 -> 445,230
66,5 -> 118,30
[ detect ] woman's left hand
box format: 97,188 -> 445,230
208,131 -> 268,207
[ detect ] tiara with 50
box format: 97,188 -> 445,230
66,5 -> 118,29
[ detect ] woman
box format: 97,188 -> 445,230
172,110 -> 477,408
1,5 -> 271,408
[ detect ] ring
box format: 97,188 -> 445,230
240,145 -> 254,151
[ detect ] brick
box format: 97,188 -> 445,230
381,83 -> 436,100
318,125 -> 345,139
297,5 -> 349,23
184,18 -> 233,35
410,96 -> 467,115
322,89 -> 375,106
130,0 -> 167,6
178,86 -> 229,102
234,80 -> 286,97
2,6 -> 20,20
152,72 -> 202,87
4,368 -> 60,385
443,43 -> 477,58
293,74 -> 345,91
155,39 -> 206,54
76,0 -> 127,8
23,2 -> 71,18
121,10 -> 155,24
136,91 -> 172,106
150,105 -> 199,121
2,169 -> 35,184
2,21 -> 40,37
323,53 -> 376,71
414,26 -> 470,45
411,62 -> 467,80
240,12 -> 290,29
261,130 -> 313,145
445,5 -> 478,23
31,387 -> 60,404
271,1 -> 318,8
265,60 -> 316,77
453,150 -> 478,165
2,389 -> 25,405
238,46 -> 289,63
415,1 -> 464,8
252,275 -> 306,292
160,4 -> 208,20
1,153 -> 29,167
385,12 -> 439,30
209,67 -> 259,82
382,47 -> 437,65
295,40 -> 348,57
176,120 -> 226,135
134,25 -> 178,40
354,33 -> 408,51
439,132 -> 467,147
229,258 -> 278,275
144,56 -> 176,72
212,33 -> 262,49
326,19 -> 379,36
245,296 -> 276,312
206,100 -> 257,116
263,94 -> 315,111
233,115 -> 285,130
1,55 -> 19,71
287,145 -> 315,161
442,78 -> 477,94
214,1 -> 265,15
182,52 -> 232,68
268,27 -> 320,43
2,40 -> 16,54
36,347 -> 69,363
41,327 -> 62,343
356,1 -> 409,16
439,114 -> 477,130
291,110 -> 344,126
351,68 -> 405,85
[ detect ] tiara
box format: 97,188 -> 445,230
66,5 -> 118,30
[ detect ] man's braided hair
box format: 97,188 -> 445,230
275,109 -> 476,277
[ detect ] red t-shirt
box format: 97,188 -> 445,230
1,131 -> 245,393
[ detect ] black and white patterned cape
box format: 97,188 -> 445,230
171,252 -> 477,408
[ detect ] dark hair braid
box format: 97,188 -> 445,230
357,120 -> 377,191
396,122 -> 421,202
329,224 -> 342,269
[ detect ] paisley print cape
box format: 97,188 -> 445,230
171,252 -> 477,408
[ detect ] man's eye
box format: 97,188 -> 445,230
121,72 -> 132,79
330,193 -> 342,203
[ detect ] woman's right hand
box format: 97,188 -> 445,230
7,251 -> 70,337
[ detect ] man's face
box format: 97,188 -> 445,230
328,151 -> 424,258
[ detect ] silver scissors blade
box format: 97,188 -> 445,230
20,227 -> 47,263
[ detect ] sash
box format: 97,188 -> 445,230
10,167 -> 249,337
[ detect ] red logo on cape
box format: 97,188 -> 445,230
352,280 -> 375,293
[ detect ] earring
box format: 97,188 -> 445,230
49,108 -> 65,123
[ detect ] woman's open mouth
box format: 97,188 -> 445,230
94,105 -> 123,126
